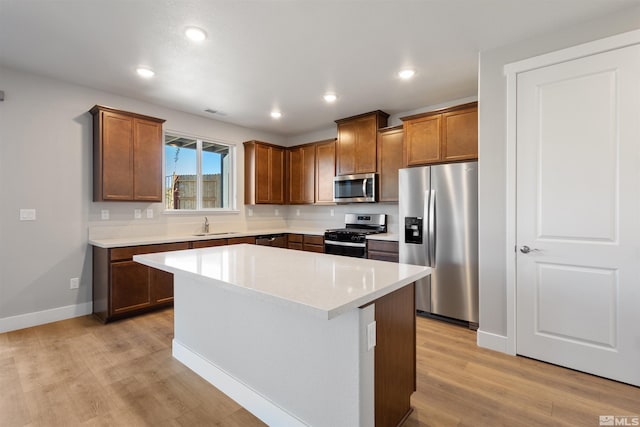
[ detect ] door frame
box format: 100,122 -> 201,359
502,29 -> 640,356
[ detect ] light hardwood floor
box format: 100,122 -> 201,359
1,309 -> 638,426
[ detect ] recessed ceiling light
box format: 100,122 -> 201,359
136,67 -> 155,78
398,69 -> 415,80
323,94 -> 337,103
185,27 -> 207,42
270,111 -> 282,119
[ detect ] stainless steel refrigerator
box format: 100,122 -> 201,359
399,162 -> 478,327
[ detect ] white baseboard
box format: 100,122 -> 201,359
0,302 -> 92,334
477,329 -> 514,355
172,339 -> 306,427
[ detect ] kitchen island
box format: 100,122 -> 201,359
134,244 -> 430,427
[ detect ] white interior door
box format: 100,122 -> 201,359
516,44 -> 640,386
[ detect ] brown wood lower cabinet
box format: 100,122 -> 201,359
303,234 -> 324,253
286,234 -> 324,252
374,283 -> 416,427
92,242 -> 190,323
287,233 -> 304,250
228,236 -> 256,245
192,238 -> 228,248
368,240 -> 399,262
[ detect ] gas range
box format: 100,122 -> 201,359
324,214 -> 387,258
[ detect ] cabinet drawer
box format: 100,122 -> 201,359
303,235 -> 324,245
191,239 -> 228,249
228,236 -> 256,245
368,240 -> 399,262
368,240 -> 398,253
288,233 -> 303,243
110,242 -> 190,261
288,242 -> 304,251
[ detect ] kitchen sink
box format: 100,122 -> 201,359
192,232 -> 239,237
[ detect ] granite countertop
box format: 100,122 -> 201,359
134,244 -> 429,319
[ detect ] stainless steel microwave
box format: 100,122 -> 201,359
333,173 -> 377,203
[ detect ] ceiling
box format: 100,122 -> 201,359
0,0 -> 638,136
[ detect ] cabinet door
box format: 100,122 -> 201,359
255,144 -> 271,203
133,118 -> 163,201
404,114 -> 442,166
110,261 -> 150,314
287,146 -> 313,204
442,106 -> 478,162
354,115 -> 378,174
150,267 -> 174,304
336,121 -> 356,175
270,146 -> 285,204
287,148 -> 303,204
102,111 -> 134,200
315,140 -> 336,204
377,128 -> 403,202
302,145 -> 315,203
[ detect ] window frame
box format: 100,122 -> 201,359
162,129 -> 239,214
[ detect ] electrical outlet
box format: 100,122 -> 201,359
70,278 -> 79,289
146,208 -> 153,219
101,209 -> 110,220
134,209 -> 142,219
19,208 -> 36,221
275,208 -> 280,216
248,208 -> 254,217
330,208 -> 334,217
296,209 -> 300,216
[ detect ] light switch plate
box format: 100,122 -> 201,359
134,209 -> 142,219
274,208 -> 279,216
248,208 -> 254,217
296,209 -> 300,216
101,209 -> 110,220
330,209 -> 334,217
19,209 -> 36,221
146,208 -> 153,219
70,278 -> 79,289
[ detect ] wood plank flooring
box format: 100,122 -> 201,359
1,309 -> 638,426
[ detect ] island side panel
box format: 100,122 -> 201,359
374,283 -> 416,427
172,274 -> 374,427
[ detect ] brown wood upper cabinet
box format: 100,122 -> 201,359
335,111 -> 388,176
90,105 -> 165,202
286,143 -> 315,204
377,126 -> 404,202
244,140 -> 285,205
314,139 -> 336,204
401,102 -> 478,167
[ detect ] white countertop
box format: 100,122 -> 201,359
134,244 -> 428,320
89,228 -> 398,248
89,228 -> 325,248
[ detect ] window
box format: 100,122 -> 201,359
164,132 -> 235,211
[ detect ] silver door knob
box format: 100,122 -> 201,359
520,245 -> 539,254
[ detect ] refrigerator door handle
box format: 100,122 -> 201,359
428,189 -> 436,266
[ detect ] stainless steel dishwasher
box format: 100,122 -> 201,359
255,234 -> 287,248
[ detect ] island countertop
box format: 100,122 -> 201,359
134,244 -> 430,320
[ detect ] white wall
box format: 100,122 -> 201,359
0,66 -> 284,329
477,6 -> 640,345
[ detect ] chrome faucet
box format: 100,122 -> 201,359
203,217 -> 209,233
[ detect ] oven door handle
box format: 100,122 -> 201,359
324,240 -> 366,248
